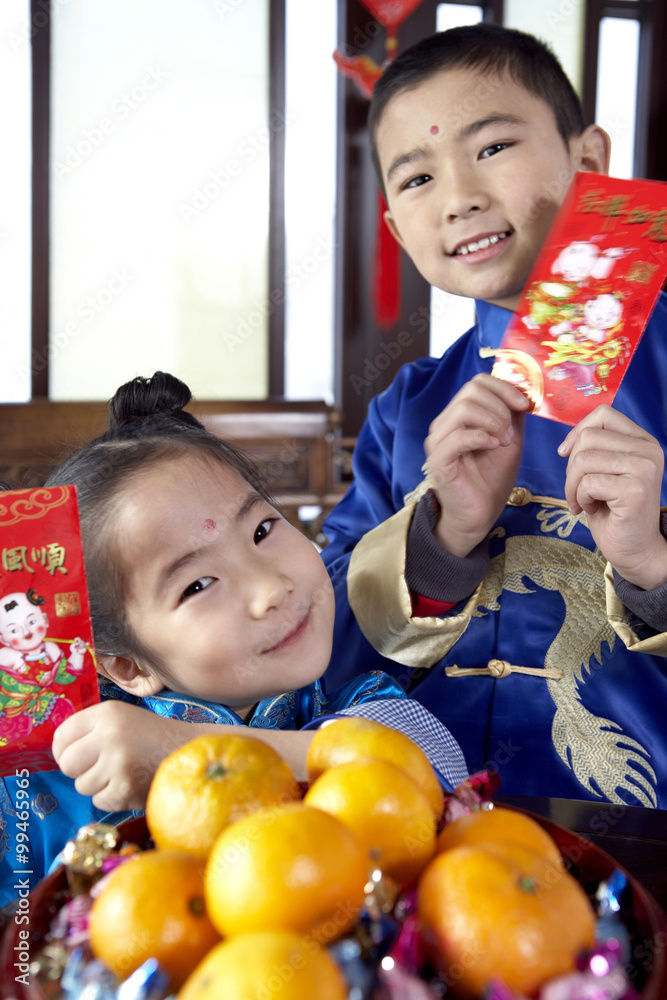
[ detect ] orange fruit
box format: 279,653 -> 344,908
417,841 -> 596,998
304,758 -> 436,886
89,850 -> 220,989
306,716 -> 444,820
177,930 -> 347,1000
436,805 -> 564,869
146,732 -> 300,858
205,802 -> 367,943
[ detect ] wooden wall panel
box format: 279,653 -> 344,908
0,401 -> 348,540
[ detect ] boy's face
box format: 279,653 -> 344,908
114,456 -> 335,718
377,66 -> 591,311
0,593 -> 48,652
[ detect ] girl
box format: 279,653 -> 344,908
1,373 -> 467,905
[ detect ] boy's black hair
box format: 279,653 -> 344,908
45,371 -> 275,669
369,23 -> 586,191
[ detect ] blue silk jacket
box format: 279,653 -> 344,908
323,294 -> 667,809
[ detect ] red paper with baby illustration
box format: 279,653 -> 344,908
0,486 -> 99,775
493,172 -> 667,425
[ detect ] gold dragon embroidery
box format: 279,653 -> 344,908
474,532 -> 657,808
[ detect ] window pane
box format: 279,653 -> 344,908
50,0 -> 269,401
0,1 -> 32,402
596,17 -> 640,180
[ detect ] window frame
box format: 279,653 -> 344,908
31,0 -> 49,398
24,0 -> 666,408
27,0 -> 288,402
582,0 -> 666,181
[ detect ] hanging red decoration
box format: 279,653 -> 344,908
375,190 -> 401,327
332,50 -> 384,100
361,0 -> 427,36
333,0 -> 426,101
334,0 -> 427,328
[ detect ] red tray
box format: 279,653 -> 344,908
1,809 -> 666,999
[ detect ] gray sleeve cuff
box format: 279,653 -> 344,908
612,510 -> 667,632
405,490 -> 490,603
613,570 -> 667,633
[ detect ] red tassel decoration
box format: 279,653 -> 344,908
374,190 -> 401,328
334,1 -> 428,329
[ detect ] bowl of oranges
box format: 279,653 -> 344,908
2,719 -> 666,1000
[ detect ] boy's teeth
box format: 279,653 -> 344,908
456,232 -> 508,255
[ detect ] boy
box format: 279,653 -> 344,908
322,24 -> 667,808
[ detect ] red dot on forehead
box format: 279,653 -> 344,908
203,519 -> 216,532
430,125 -> 439,135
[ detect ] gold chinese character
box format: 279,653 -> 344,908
31,542 -> 68,576
627,261 -> 657,284
644,210 -> 667,243
625,205 -> 651,225
578,190 -> 606,214
1,546 -> 33,574
604,195 -> 630,217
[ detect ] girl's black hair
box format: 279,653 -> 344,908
369,23 -> 586,193
45,372 -> 275,667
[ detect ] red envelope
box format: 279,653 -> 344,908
0,486 -> 99,775
493,172 -> 667,425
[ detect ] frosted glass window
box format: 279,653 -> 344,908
430,4 -> 481,356
50,0 -> 269,401
0,0 -> 32,402
595,17 -> 640,180
284,0 -> 337,402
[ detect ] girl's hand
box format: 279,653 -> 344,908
52,701 -> 315,812
425,374 -> 530,557
52,701 -> 197,812
559,405 -> 667,590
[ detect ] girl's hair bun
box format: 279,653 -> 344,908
108,372 -> 203,433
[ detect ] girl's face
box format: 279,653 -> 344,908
113,455 -> 335,719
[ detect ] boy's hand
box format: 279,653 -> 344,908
52,701 -> 198,812
559,405 -> 667,590
425,374 -> 530,557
